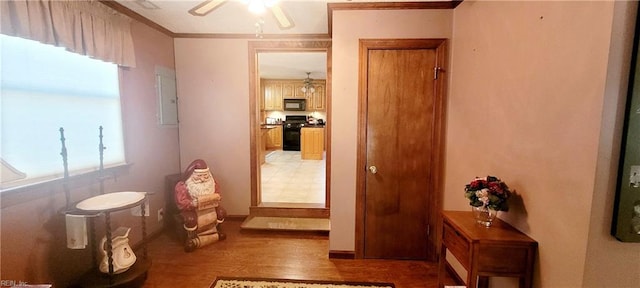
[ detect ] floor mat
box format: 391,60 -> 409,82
210,277 -> 394,288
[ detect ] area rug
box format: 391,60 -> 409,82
210,277 -> 395,288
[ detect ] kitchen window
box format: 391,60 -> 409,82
0,34 -> 126,190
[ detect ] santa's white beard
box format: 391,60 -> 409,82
185,170 -> 216,197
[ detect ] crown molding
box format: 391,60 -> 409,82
99,1 -> 464,39
173,33 -> 331,40
99,0 -> 175,37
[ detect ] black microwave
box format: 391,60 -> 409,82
283,98 -> 306,111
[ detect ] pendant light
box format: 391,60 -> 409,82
301,72 -> 315,94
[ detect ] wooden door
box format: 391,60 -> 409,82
358,39 -> 446,260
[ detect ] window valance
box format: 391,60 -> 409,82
1,0 -> 136,67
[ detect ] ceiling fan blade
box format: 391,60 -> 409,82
269,5 -> 294,30
189,0 -> 227,16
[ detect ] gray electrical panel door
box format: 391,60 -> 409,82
156,66 -> 178,126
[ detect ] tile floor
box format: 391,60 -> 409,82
260,150 -> 325,204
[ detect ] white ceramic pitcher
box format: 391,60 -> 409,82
99,227 -> 136,274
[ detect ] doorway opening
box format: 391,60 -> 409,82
245,40 -> 332,231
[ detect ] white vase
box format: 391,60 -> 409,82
472,206 -> 498,227
99,227 -> 136,274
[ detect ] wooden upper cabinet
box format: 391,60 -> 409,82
310,81 -> 326,111
261,79 -> 326,111
272,82 -> 283,110
263,80 -> 283,111
282,83 -> 295,99
294,83 -> 307,98
259,81 -> 265,111
263,80 -> 273,110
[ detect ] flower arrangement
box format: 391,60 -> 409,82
464,176 -> 512,211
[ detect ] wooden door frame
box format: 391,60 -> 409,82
248,40 -> 332,216
355,39 -> 448,260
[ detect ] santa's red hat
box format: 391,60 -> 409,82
181,159 -> 209,181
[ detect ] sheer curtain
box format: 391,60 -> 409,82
1,0 -> 136,67
1,34 -> 126,189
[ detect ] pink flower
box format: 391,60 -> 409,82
464,175 -> 512,211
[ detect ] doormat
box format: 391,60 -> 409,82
210,277 -> 395,288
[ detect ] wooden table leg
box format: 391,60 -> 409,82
477,276 -> 489,288
437,245 -> 447,288
519,276 -> 532,288
467,270 -> 477,288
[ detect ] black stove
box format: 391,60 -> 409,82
284,115 -> 306,128
282,115 -> 307,151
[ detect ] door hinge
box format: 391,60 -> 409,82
434,67 -> 442,80
426,224 -> 431,237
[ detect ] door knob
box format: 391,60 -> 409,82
369,166 -> 378,174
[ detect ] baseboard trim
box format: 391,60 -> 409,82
328,250 -> 355,259
132,226 -> 165,251
224,215 -> 249,221
141,215 -> 247,246
249,206 -> 329,218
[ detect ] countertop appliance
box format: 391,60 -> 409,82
283,115 -> 307,151
265,117 -> 279,124
283,98 -> 306,111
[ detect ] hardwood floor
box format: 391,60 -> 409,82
141,219 -> 458,288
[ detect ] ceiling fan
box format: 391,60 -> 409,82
188,0 -> 294,30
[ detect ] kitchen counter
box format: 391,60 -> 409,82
260,124 -> 282,129
261,123 -> 324,128
260,124 -> 283,153
301,126 -> 325,160
260,129 -> 268,164
302,124 -> 325,128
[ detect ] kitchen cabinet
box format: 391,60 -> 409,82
272,82 -> 284,110
260,128 -> 268,164
301,127 -> 324,160
266,125 -> 282,149
282,83 -> 295,98
259,82 -> 265,111
294,83 -> 307,98
263,80 -> 283,111
261,79 -> 326,111
300,80 -> 326,111
308,83 -> 326,111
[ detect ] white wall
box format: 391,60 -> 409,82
174,39 -> 252,215
447,1 -> 639,287
173,8 -> 454,249
172,4 -> 640,287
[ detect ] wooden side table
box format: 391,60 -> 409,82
70,192 -> 151,287
438,211 -> 537,288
